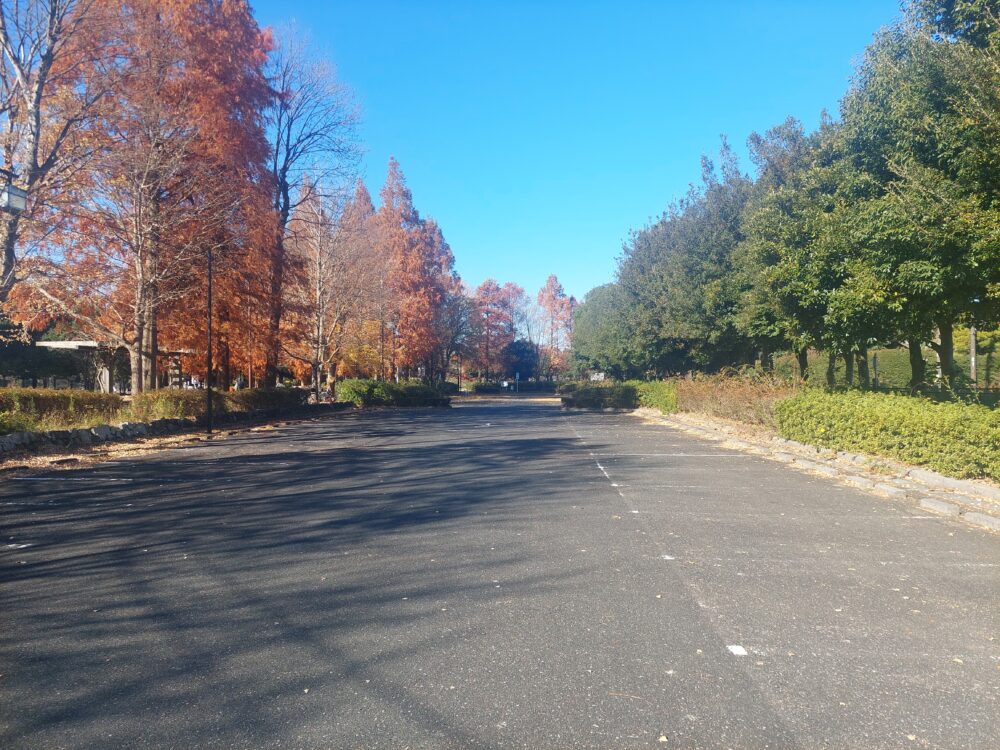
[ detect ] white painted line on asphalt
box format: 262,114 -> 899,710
727,645 -> 748,656
661,554 -> 676,560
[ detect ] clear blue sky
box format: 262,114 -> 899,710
251,0 -> 902,302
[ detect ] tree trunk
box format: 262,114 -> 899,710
129,291 -> 146,396
263,231 -> 286,388
826,350 -> 837,388
855,346 -> 870,390
907,338 -> 925,388
844,351 -> 854,386
796,347 -> 809,381
937,320 -> 957,388
143,293 -> 157,391
0,215 -> 19,305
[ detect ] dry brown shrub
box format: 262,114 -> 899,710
674,371 -> 796,427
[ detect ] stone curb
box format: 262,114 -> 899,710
634,409 -> 1000,534
0,402 -> 352,460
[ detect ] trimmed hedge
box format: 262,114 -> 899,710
225,387 -> 308,412
560,382 -> 639,409
336,379 -> 450,407
636,381 -> 677,413
0,387 -> 123,419
558,380 -> 677,412
0,387 -> 124,432
130,390 -> 227,421
775,390 -> 1000,481
131,387 -> 308,422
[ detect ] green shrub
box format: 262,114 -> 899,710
635,380 -> 677,414
435,381 -> 459,395
335,379 -> 449,407
130,390 -> 226,421
470,382 -> 503,394
336,378 -> 375,407
561,382 -> 639,409
0,411 -> 32,434
225,387 -> 308,412
775,390 -> 1000,481
0,387 -> 124,433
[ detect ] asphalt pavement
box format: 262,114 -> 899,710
1,399 -> 997,749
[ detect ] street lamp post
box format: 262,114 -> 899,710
0,168 -> 28,214
206,244 -> 214,436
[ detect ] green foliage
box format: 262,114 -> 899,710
130,390 -> 226,421
435,381 -> 460,395
775,389 -> 1000,480
0,388 -> 124,433
225,388 -> 308,412
560,381 -> 640,410
0,411 -> 32,434
635,381 -> 678,414
335,378 -> 375,407
335,379 -> 449,407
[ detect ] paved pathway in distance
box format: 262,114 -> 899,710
1,399 -> 997,749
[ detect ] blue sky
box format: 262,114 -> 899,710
251,0 -> 902,302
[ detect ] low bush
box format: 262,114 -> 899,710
561,382 -> 639,409
435,381 -> 459,395
0,387 -> 124,433
335,379 -> 449,407
225,387 -> 308,412
673,374 -> 794,427
336,378 -> 375,407
130,389 -> 226,421
775,390 -> 1000,481
635,380 -> 677,414
470,382 -> 503,394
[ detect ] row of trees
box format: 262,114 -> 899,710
573,0 -> 1000,389
0,0 -> 574,392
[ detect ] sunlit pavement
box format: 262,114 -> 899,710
2,400 -> 997,749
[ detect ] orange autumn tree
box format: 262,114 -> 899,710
374,158 -> 460,382
283,179 -> 377,396
259,32 -> 359,387
537,274 -> 575,380
471,279 -> 522,380
157,0 -> 273,389
14,0 -> 268,393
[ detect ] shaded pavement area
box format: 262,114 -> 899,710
1,401 -> 997,748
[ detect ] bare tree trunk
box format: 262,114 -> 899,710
844,351 -> 854,386
826,350 -> 837,388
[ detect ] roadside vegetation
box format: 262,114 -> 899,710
0,381 -> 457,437
571,1 -> 1000,393
0,387 -> 310,436
560,375 -> 1000,482
335,379 -> 451,407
